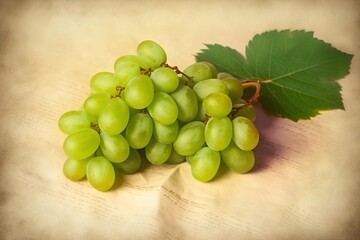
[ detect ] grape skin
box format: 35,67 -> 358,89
221,142 -> 255,174
190,147 -> 220,182
58,110 -> 90,135
63,128 -> 100,160
98,98 -> 129,136
87,156 -> 115,192
173,121 -> 205,156
147,92 -> 178,126
63,157 -> 90,181
205,117 -> 232,151
232,116 -> 259,151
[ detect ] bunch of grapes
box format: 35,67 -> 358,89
59,40 -> 259,192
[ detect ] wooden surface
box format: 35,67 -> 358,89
0,1 -> 359,239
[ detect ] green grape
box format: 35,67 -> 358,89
220,142 -> 255,173
114,54 -> 150,70
63,128 -> 100,160
98,97 -> 129,135
170,85 -> 198,122
193,78 -> 229,102
150,67 -> 179,93
137,40 -> 167,69
87,156 -> 115,192
232,116 -> 259,151
153,120 -> 178,144
203,92 -> 232,117
182,62 -> 216,87
195,102 -> 207,121
114,62 -> 141,87
100,132 -> 130,163
222,77 -> 243,102
58,110 -> 90,135
217,72 -> 233,79
123,75 -> 154,109
145,138 -> 172,165
114,148 -> 142,174
84,93 -> 110,118
147,92 -> 178,125
205,117 -> 232,151
166,148 -> 185,164
233,99 -> 256,122
173,121 -> 205,156
125,113 -> 153,149
63,157 -> 90,181
90,72 -> 118,96
190,147 -> 220,182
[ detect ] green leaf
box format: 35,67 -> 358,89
195,30 -> 353,121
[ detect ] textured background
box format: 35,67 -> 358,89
0,0 -> 359,239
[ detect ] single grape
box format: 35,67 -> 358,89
137,40 -> 167,69
84,93 -> 110,118
90,72 -> 118,96
203,92 -> 232,117
222,77 -> 243,102
125,113 -> 153,149
123,75 -> 154,109
114,62 -> 141,87
232,116 -> 259,151
87,156 -> 115,192
220,142 -> 255,173
63,157 -> 90,181
100,132 -> 130,163
190,147 -> 220,182
166,148 -> 186,164
63,128 -> 100,160
98,97 -> 129,135
170,85 -> 198,122
193,78 -> 229,102
205,117 -> 232,151
145,138 -> 172,165
147,92 -> 178,125
58,110 -> 90,135
150,67 -> 179,93
173,121 -> 205,156
182,62 -> 216,87
114,54 -> 150,70
114,148 -> 142,174
153,120 -> 178,144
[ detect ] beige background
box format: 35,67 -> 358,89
0,0 -> 359,239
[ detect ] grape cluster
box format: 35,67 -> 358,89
59,40 -> 259,191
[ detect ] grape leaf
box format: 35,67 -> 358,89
195,30 -> 353,121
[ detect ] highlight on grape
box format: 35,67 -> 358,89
58,40 -> 259,192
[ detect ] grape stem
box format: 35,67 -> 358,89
161,63 -> 194,85
91,122 -> 101,134
229,80 -> 261,119
112,86 -> 125,98
239,80 -> 261,109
